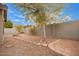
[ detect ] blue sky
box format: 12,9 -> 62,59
62,3 -> 79,20
5,3 -> 35,26
5,3 -> 79,25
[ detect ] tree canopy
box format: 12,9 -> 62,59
4,20 -> 13,28
14,3 -> 65,27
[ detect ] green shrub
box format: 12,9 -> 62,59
15,25 -> 24,33
4,20 -> 13,28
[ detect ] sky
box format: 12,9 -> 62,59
5,3 -> 79,25
62,3 -> 79,20
5,3 -> 35,26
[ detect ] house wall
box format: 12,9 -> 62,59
0,9 -> 4,45
35,20 -> 79,40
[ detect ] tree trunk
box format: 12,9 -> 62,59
43,25 -> 46,40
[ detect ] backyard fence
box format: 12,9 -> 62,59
35,20 -> 79,40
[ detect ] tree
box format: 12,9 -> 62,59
14,3 -> 65,42
4,20 -> 13,28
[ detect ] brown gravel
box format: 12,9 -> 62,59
0,36 -> 62,56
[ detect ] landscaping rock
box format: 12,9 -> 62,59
42,44 -> 48,47
36,43 -> 41,45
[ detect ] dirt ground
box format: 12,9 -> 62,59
0,35 -> 62,56
48,39 -> 79,56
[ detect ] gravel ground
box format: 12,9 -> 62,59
0,36 -> 62,56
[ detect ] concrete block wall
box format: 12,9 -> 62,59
35,27 -> 44,36
35,20 -> 79,40
55,21 -> 79,39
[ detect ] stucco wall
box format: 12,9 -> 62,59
35,27 -> 44,36
0,4 -> 7,45
0,16 -> 3,45
55,21 -> 79,39
35,20 -> 79,40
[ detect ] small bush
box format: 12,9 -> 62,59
15,25 -> 24,33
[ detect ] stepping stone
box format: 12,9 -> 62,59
36,43 -> 41,45
42,44 -> 48,47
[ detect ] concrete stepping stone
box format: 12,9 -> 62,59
42,44 -> 48,47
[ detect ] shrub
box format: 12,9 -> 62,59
28,26 -> 36,35
4,20 -> 13,28
15,25 -> 24,33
